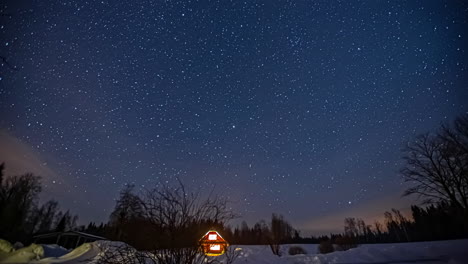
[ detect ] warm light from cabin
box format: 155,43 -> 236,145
208,234 -> 217,240
210,244 -> 221,251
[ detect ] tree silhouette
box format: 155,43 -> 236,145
0,162 -> 78,243
108,184 -> 144,242
268,213 -> 293,256
401,114 -> 468,213
0,162 -> 4,186
0,171 -> 41,242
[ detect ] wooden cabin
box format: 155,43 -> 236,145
199,230 -> 229,256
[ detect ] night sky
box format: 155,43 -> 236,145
1,0 -> 467,235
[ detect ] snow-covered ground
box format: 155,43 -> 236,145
231,240 -> 468,264
1,239 -> 467,263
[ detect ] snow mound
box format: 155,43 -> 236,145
0,243 -> 43,263
0,239 -> 14,255
31,240 -> 143,264
33,241 -> 99,263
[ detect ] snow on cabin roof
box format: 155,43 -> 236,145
200,230 -> 226,242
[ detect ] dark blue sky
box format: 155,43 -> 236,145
1,0 -> 467,234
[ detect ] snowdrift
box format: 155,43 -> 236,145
0,239 -> 467,263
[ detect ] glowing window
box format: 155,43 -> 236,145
208,234 -> 217,240
210,244 -> 221,251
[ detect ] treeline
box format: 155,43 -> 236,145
2,159 -> 467,251
80,197 -> 468,250
340,202 -> 468,246
210,201 -> 468,245
74,184 -> 299,256
0,163 -> 78,244
80,215 -> 317,247
218,202 -> 467,246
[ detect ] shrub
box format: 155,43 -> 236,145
288,246 -> 307,255
318,240 -> 334,254
334,236 -> 357,251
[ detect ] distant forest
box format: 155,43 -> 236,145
0,115 -> 467,250
81,197 -> 468,247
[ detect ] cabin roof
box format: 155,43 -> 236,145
200,230 -> 226,242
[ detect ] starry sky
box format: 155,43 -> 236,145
1,0 -> 467,235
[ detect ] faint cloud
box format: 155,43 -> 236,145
0,130 -> 61,184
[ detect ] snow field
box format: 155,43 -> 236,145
1,239 -> 467,263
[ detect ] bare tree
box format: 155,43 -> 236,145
54,210 -> 78,232
141,179 -> 235,264
30,200 -> 60,233
344,217 -> 357,237
356,218 -> 367,243
439,115 -> 468,208
401,115 -> 468,212
268,214 -> 293,256
0,163 -> 4,188
384,210 -> 403,242
391,209 -> 410,242
0,173 -> 42,241
109,184 -> 145,243
374,221 -> 382,236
